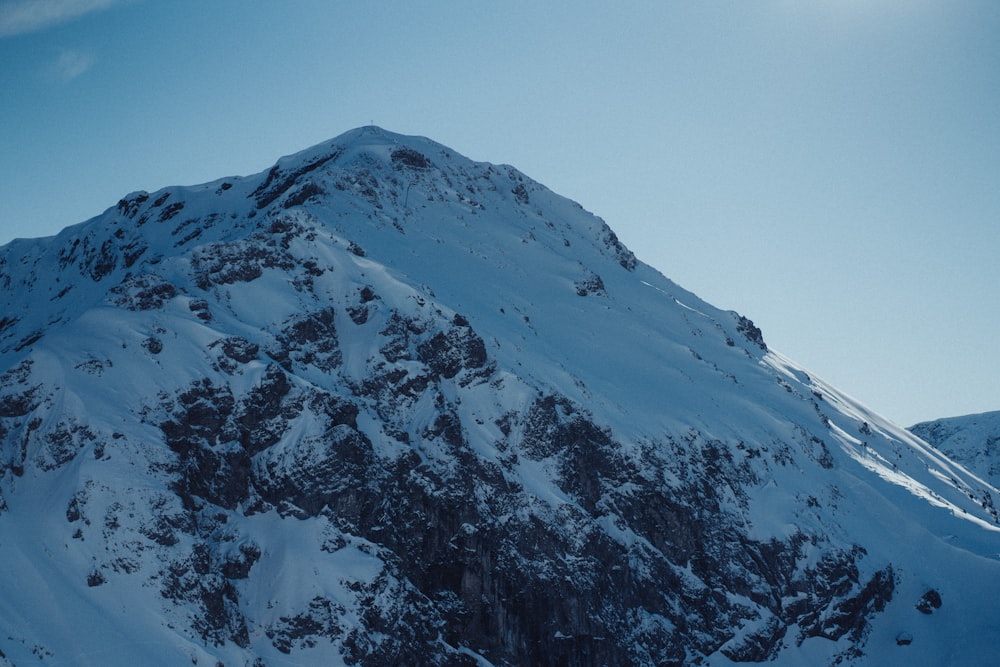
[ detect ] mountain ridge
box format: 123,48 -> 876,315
910,410 -> 1000,489
1,127 -> 998,666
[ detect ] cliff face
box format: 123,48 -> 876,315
0,127 -> 997,666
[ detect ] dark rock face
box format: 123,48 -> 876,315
109,274 -> 177,310
417,320 -> 488,380
255,424 -> 375,516
160,379 -> 247,510
251,148 -> 343,209
220,336 -> 259,364
142,336 -> 164,354
271,307 -> 341,372
796,558 -> 894,644
736,314 -> 767,350
391,147 -> 433,170
161,540 -> 251,647
574,271 -> 606,297
916,589 -> 942,614
192,233 -> 297,290
37,419 -> 98,471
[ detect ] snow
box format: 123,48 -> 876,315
1,125 -> 999,665
911,410 -> 1000,489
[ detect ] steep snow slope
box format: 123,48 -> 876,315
0,127 -> 998,666
910,411 -> 1000,488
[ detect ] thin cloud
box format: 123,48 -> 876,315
0,0 -> 123,38
51,48 -> 94,81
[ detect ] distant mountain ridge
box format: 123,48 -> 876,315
910,411 -> 1000,488
1,127 -> 998,666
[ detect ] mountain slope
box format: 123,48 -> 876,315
910,411 -> 1000,488
1,127 -> 998,666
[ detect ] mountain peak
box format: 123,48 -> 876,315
269,125 -> 432,170
1,128 -> 999,665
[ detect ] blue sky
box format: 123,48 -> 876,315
1,0 -> 997,426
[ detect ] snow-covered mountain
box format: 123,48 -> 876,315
1,126 -> 998,666
910,411 -> 1000,489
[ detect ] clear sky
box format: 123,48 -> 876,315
1,0 -> 998,426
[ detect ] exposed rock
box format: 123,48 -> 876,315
192,236 -> 295,290
736,314 -> 767,351
916,588 -> 942,614
142,336 -> 164,354
109,273 -> 177,310
574,271 -> 606,297
251,148 -> 343,208
391,147 -> 432,170
416,323 -> 488,380
267,596 -> 346,655
189,298 -> 212,321
218,336 -> 259,364
270,307 -> 341,372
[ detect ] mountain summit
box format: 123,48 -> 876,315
1,127 -> 998,666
